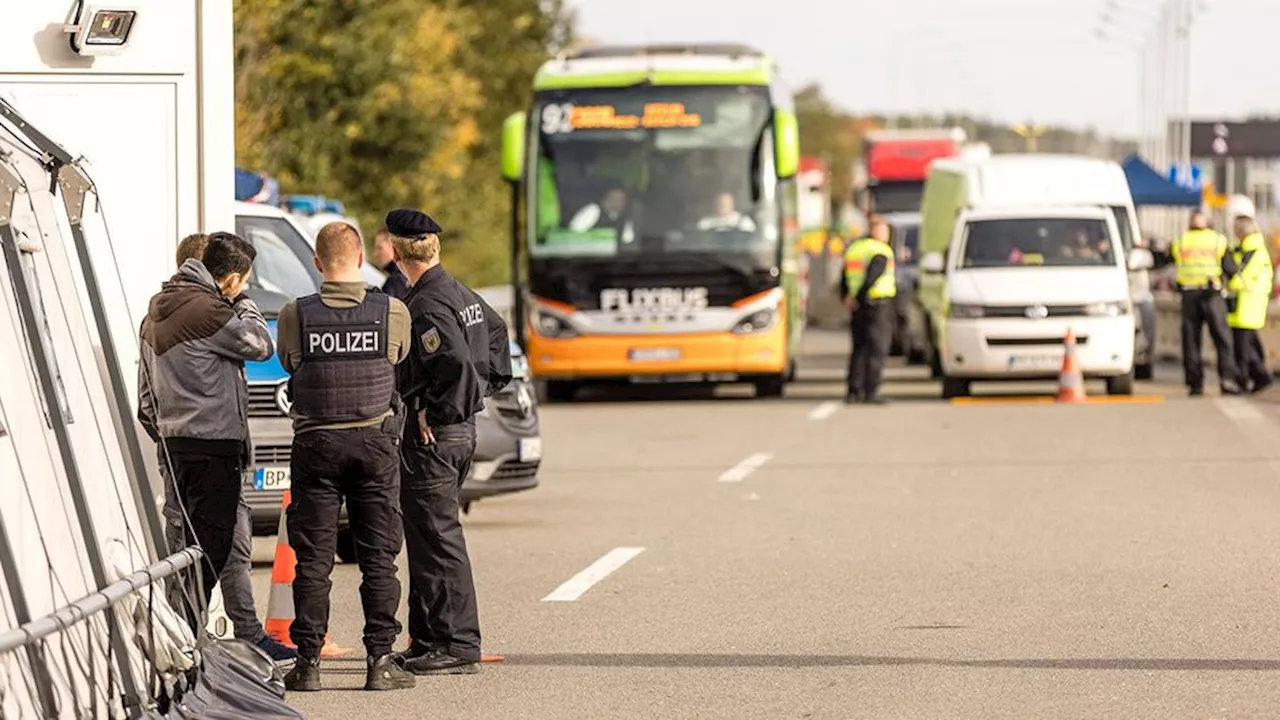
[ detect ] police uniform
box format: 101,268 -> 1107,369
1172,226 -> 1241,395
387,209 -> 513,674
1228,229 -> 1274,392
276,278 -> 415,692
841,235 -> 897,403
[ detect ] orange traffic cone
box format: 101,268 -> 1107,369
264,490 -> 352,659
1056,329 -> 1087,403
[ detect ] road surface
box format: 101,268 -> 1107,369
245,329 -> 1280,718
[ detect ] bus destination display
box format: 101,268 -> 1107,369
541,102 -> 703,134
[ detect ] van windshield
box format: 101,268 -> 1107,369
960,218 -> 1115,269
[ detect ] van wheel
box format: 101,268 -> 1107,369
335,529 -> 358,564
1106,372 -> 1135,396
941,376 -> 970,400
754,374 -> 786,399
1134,362 -> 1154,381
541,380 -> 577,403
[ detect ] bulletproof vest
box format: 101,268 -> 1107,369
290,292 -> 395,423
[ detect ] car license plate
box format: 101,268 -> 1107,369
1008,354 -> 1060,370
629,347 -> 681,362
519,437 -> 542,462
254,467 -> 291,490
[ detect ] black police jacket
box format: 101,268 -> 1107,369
398,264 -> 513,426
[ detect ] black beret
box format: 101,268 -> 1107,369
385,208 -> 442,239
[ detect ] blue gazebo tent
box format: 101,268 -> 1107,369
1121,154 -> 1201,207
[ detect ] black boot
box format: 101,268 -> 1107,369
284,656 -> 321,692
400,649 -> 480,676
365,654 -> 416,691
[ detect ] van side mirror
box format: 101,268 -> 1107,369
920,251 -> 945,274
773,109 -> 800,179
1127,247 -> 1154,271
501,111 -> 527,183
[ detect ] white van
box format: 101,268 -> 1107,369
915,155 -> 1153,398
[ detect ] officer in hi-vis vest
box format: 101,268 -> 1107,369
277,221 -> 415,693
1172,210 -> 1242,396
840,217 -> 897,404
385,209 -> 512,677
1227,212 -> 1274,394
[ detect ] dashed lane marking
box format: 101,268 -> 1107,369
542,547 -> 645,602
1216,397 -> 1266,423
718,452 -> 774,482
808,401 -> 839,421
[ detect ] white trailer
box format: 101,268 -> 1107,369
0,3 -> 262,717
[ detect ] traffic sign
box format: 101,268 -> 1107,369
1191,120 -> 1280,158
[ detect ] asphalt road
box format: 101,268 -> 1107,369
244,329 -> 1280,719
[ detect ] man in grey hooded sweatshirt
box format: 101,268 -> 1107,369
138,232 -> 273,610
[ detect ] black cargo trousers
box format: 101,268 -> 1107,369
400,417 -> 481,662
848,300 -> 895,400
287,425 -> 404,660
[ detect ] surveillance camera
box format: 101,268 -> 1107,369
66,6 -> 138,57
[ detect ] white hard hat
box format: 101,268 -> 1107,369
1227,194 -> 1256,220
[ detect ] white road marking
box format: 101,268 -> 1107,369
718,452 -> 774,482
1216,398 -> 1266,423
808,401 -> 839,421
744,492 -> 761,501
541,547 -> 645,602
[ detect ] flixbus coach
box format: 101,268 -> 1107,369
499,43 -> 804,402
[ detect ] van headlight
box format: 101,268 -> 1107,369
1084,301 -> 1130,317
531,307 -> 576,338
947,303 -> 984,319
733,306 -> 778,334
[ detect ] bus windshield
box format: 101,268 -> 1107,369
529,85 -> 777,260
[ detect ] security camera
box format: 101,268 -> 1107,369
65,6 -> 138,57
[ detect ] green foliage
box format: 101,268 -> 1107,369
234,0 -> 573,287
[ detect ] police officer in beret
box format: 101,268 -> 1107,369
386,208 -> 513,675
276,221 -> 416,693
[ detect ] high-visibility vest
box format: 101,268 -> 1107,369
1171,228 -> 1228,289
1228,232 -> 1273,330
843,238 -> 897,300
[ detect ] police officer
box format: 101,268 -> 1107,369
1172,210 -> 1242,396
1227,213 -> 1274,393
841,217 -> 896,404
385,208 -> 513,675
277,221 -> 416,693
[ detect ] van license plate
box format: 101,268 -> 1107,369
629,347 -> 681,362
1008,354 -> 1060,370
519,438 -> 542,462
254,467 -> 291,490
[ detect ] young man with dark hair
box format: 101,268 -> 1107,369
155,232 -> 297,661
138,231 -> 274,615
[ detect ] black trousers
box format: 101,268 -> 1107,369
847,300 -> 895,399
1233,328 -> 1271,389
1180,289 -> 1239,391
288,426 -> 404,659
167,449 -> 242,621
401,419 -> 481,662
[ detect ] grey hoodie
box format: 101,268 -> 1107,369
137,259 -> 273,447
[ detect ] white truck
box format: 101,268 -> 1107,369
911,154 -> 1155,398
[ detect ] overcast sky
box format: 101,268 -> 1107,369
568,0 -> 1280,138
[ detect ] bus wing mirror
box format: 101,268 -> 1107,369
501,111 -> 527,183
920,251 -> 945,274
773,109 -> 800,180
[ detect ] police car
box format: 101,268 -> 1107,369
236,202 -> 541,560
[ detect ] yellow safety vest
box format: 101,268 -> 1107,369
843,238 -> 897,300
1228,232 -> 1273,330
1171,228 -> 1228,289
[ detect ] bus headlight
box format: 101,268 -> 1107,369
733,307 -> 778,334
947,303 -> 984,319
531,307 -> 576,338
1084,301 -> 1130,317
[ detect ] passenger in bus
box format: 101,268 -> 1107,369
696,193 -> 757,232
568,184 -> 635,243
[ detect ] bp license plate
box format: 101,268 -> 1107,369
519,437 -> 542,462
254,467 -> 291,490
1007,354 -> 1060,370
